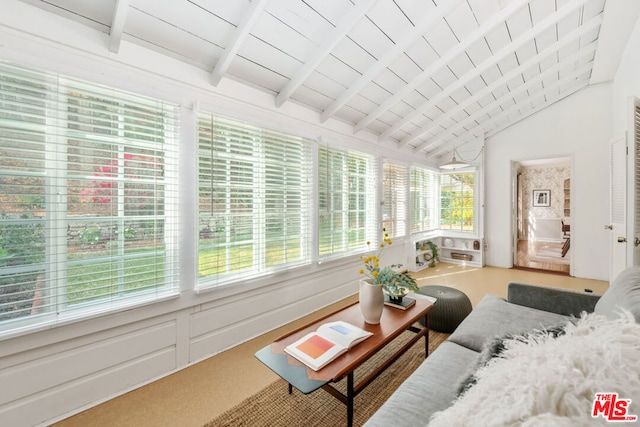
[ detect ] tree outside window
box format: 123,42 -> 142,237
0,62 -> 179,329
440,172 -> 475,232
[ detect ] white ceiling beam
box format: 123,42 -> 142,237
210,0 -> 269,86
430,65 -> 591,159
484,77 -> 587,139
423,42 -> 597,155
430,64 -> 594,158
590,0 -> 640,84
353,0 -> 531,135
109,0 -> 129,53
318,0 -> 465,122
412,15 -> 602,152
380,0 -> 592,143
275,0 -> 378,108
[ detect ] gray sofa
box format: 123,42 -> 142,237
364,266 -> 640,426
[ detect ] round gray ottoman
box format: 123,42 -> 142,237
418,285 -> 472,333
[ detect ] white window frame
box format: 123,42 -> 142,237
196,113 -> 314,288
0,62 -> 180,333
409,166 -> 439,234
382,162 -> 408,239
439,170 -> 477,233
318,145 -> 378,259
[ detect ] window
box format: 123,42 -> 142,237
197,114 -> 313,287
440,171 -> 475,232
318,146 -> 377,257
0,62 -> 180,331
382,162 -> 407,238
410,167 -> 438,233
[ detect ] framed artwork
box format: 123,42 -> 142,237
533,189 -> 550,207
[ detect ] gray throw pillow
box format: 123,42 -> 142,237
456,323 -> 569,396
594,266 -> 640,323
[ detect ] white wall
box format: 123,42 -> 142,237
485,83 -> 613,280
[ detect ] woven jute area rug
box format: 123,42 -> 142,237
205,329 -> 449,427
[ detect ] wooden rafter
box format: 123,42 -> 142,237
318,0 -> 464,122
413,16 -> 602,153
210,0 -> 269,86
430,64 -> 593,159
109,0 -> 129,53
379,0 -> 591,143
275,0 -> 378,108
354,0 -> 531,137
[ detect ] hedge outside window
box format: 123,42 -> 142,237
197,114 -> 313,287
0,62 -> 180,332
440,171 -> 475,232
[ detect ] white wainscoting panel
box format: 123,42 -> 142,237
189,268 -> 357,361
0,319 -> 179,426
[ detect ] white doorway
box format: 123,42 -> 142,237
513,158 -> 571,274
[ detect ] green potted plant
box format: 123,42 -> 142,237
359,230 -> 419,302
425,241 -> 439,268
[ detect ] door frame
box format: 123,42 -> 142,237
627,96 -> 640,268
511,157 -> 573,274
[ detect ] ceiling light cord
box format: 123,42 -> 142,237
456,146 -> 484,163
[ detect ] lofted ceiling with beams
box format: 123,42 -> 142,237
17,0 -> 635,164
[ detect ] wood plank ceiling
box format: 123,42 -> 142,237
20,0 -> 608,165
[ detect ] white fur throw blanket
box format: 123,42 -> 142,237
428,311 -> 640,426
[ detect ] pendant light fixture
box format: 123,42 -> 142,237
439,149 -> 469,170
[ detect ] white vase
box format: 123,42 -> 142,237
359,279 -> 384,324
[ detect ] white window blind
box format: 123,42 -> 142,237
440,171 -> 476,232
0,62 -> 180,332
197,114 -> 313,287
382,162 -> 407,238
318,146 -> 377,257
410,167 -> 438,233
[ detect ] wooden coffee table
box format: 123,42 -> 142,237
255,299 -> 434,426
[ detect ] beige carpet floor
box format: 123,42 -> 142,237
53,266 -> 609,427
205,329 -> 449,427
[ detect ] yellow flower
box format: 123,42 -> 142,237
359,269 -> 364,274
372,271 -> 379,277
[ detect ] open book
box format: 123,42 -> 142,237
284,321 -> 373,371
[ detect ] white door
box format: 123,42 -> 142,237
632,103 -> 640,266
610,135 -> 627,282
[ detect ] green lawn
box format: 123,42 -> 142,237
14,230 -> 366,312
